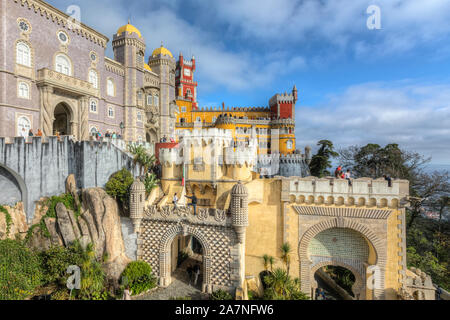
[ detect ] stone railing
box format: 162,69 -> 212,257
101,137 -> 154,155
281,176 -> 409,208
36,68 -> 99,97
142,204 -> 231,226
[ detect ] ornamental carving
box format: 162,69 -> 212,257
161,205 -> 171,218
197,208 -> 208,221
214,209 -> 226,222
144,205 -> 157,217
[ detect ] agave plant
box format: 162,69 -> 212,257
280,242 -> 292,276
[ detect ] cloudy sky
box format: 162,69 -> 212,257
48,0 -> 450,164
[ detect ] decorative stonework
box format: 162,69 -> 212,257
293,206 -> 393,219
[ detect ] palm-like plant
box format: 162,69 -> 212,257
268,256 -> 275,272
128,145 -> 156,176
280,242 -> 292,276
262,254 -> 270,271
264,268 -> 289,297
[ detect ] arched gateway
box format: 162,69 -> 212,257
130,180 -> 250,294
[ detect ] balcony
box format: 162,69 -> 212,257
36,68 -> 99,97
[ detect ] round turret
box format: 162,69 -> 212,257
130,178 -> 145,232
231,181 -> 249,243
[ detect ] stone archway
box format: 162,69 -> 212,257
298,217 -> 386,300
159,223 -> 213,293
53,102 -> 73,135
0,164 -> 28,217
310,260 -> 365,300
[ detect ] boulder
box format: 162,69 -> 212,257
44,217 -> 63,246
55,202 -> 77,246
65,174 -> 80,209
0,202 -> 28,239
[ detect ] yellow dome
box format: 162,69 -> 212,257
152,45 -> 173,58
116,23 -> 142,38
144,63 -> 152,72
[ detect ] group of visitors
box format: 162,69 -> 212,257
172,192 -> 198,215
187,263 -> 201,286
334,166 -> 352,186
21,128 -> 43,138
93,130 -> 123,141
160,136 -> 175,143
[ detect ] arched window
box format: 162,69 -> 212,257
196,116 -> 201,122
90,126 -> 98,135
154,95 -> 159,106
17,116 -> 31,136
147,94 -> 153,105
108,106 -> 114,118
107,79 -> 115,96
88,69 -> 98,89
55,54 -> 71,75
90,100 -> 97,113
212,116 -> 217,123
18,82 -> 29,99
16,42 -> 31,67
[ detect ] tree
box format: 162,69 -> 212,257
128,144 -> 156,177
263,268 -> 309,300
309,140 -> 338,177
280,242 -> 292,276
105,168 -> 134,212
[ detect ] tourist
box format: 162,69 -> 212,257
170,137 -> 175,143
112,132 -> 117,139
122,286 -> 132,300
36,129 -> 43,137
20,127 -> 27,138
55,131 -> 60,141
185,192 -> 198,215
28,129 -> 33,136
193,263 -> 200,286
334,166 -> 342,178
383,175 -> 392,187
345,169 -> 352,186
173,192 -> 178,209
105,131 -> 110,138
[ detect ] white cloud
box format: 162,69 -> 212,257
295,81 -> 450,163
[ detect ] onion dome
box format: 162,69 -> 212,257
144,63 -> 152,72
116,22 -> 142,38
231,181 -> 248,196
130,178 -> 145,192
152,44 -> 173,58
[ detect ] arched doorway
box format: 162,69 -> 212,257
170,234 -> 204,289
159,224 -> 212,293
53,103 -> 71,135
313,265 -> 358,300
0,164 -> 28,217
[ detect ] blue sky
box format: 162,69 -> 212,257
48,0 -> 450,164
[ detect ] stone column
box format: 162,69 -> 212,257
78,96 -> 89,141
39,85 -> 54,136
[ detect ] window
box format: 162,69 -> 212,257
107,79 -> 115,96
186,89 -> 191,97
18,82 -> 29,99
212,116 -> 217,123
154,95 -> 159,106
88,69 -> 98,89
137,111 -> 142,121
286,140 -> 293,150
55,54 -> 71,75
196,116 -> 201,122
138,136 -> 143,143
108,106 -> 114,118
58,31 -> 68,44
137,91 -> 143,100
181,106 -> 186,113
90,100 -> 97,113
16,42 -> 31,67
17,116 -> 31,136
90,127 -> 98,135
147,94 -> 153,105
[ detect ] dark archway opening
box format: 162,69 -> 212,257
53,103 -> 71,135
314,265 -> 356,300
170,234 -> 204,291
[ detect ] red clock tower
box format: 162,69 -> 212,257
175,52 -> 198,109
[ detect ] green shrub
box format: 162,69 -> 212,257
210,289 -> 233,300
105,168 -> 134,210
0,239 -> 43,300
76,242 -> 108,300
39,244 -> 83,285
120,261 -> 156,295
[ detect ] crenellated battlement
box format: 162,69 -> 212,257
269,92 -> 296,107
281,176 -> 409,208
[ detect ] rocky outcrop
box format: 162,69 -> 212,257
0,202 -> 28,240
